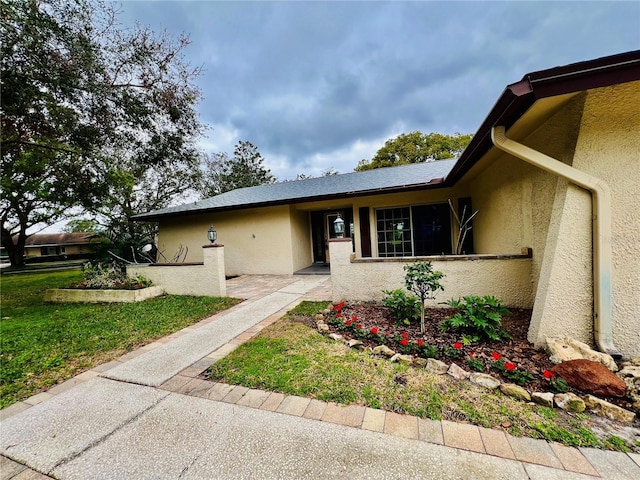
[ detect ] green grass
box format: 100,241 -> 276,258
206,300 -> 637,452
0,271 -> 241,408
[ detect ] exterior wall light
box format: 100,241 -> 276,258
207,225 -> 217,244
334,214 -> 345,238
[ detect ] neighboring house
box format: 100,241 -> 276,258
135,51 -> 640,358
21,233 -> 102,261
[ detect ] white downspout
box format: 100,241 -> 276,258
491,126 -> 622,359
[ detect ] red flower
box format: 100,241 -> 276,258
543,370 -> 556,379
400,339 -> 408,346
370,327 -> 378,335
468,351 -> 475,357
417,340 -> 424,347
338,301 -> 345,308
453,342 -> 462,349
351,316 -> 358,322
492,352 -> 501,360
357,323 -> 363,329
345,319 -> 352,326
335,312 -> 342,318
505,362 -> 517,371
401,332 -> 409,339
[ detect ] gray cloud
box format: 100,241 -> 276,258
120,1 -> 640,177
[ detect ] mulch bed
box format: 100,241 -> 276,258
303,302 -> 634,409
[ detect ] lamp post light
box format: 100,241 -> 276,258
207,225 -> 217,245
333,214 -> 345,238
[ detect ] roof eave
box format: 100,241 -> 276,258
133,178 -> 447,222
445,50 -> 640,185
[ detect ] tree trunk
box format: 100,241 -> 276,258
1,226 -> 27,267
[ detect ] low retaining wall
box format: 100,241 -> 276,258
329,239 -> 533,307
127,244 -> 226,297
44,285 -> 165,303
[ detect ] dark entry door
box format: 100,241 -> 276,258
311,211 -> 326,263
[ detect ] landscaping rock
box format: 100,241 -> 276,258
583,394 -> 636,423
413,357 -> 428,368
347,339 -> 363,349
531,392 -> 555,408
372,345 -> 396,357
447,363 -> 469,380
426,358 -> 449,374
500,383 -> 531,401
328,333 -> 344,342
469,373 -> 500,390
397,355 -> 414,366
616,365 -> 640,413
315,313 -> 325,321
551,359 -> 627,398
554,392 -> 586,413
317,322 -> 330,333
546,336 -> 618,371
389,354 -> 401,363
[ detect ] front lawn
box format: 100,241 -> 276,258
206,301 -> 637,452
0,270 -> 241,408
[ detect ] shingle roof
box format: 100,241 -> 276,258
134,159 -> 456,221
23,233 -> 95,246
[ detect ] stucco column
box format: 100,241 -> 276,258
328,238 -> 354,302
203,244 -> 226,297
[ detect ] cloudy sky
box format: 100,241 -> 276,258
118,1 -> 639,180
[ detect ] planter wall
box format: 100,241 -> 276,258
44,285 -> 165,304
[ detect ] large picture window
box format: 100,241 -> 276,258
376,203 -> 452,257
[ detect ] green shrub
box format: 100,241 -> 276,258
381,289 -> 421,324
71,261 -> 152,290
440,295 -> 510,342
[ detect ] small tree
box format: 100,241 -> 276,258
404,261 -> 445,334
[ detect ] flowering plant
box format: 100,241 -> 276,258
466,352 -> 485,372
491,359 -> 533,386
543,370 -> 569,393
443,343 -> 463,359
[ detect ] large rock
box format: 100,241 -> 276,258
347,339 -> 364,349
583,395 -> 636,423
372,345 -> 396,357
554,393 -> 585,413
551,359 -> 627,398
328,333 -> 345,342
447,363 -> 469,380
469,373 -> 500,390
500,383 -> 531,401
426,358 -> 449,375
413,357 -> 428,368
317,322 -> 329,333
546,336 -> 618,371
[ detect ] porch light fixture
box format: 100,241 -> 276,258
334,214 -> 345,238
207,225 -> 217,244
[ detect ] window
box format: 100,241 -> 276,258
376,207 -> 412,257
376,203 -> 452,257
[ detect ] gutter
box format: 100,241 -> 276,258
491,126 -> 622,359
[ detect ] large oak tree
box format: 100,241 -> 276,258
355,131 -> 472,171
1,0 -> 204,266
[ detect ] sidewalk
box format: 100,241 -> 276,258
1,275 -> 638,480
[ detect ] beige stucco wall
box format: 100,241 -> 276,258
528,81 -> 640,357
330,239 -> 533,306
128,245 -> 226,297
466,81 -> 639,358
156,205 -> 299,276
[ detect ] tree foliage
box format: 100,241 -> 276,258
199,141 -> 275,197
355,131 -> 472,171
404,261 -> 445,334
1,0 -> 204,266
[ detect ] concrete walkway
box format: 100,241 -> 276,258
1,275 -> 639,480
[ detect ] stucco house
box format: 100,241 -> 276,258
135,51 -> 640,359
